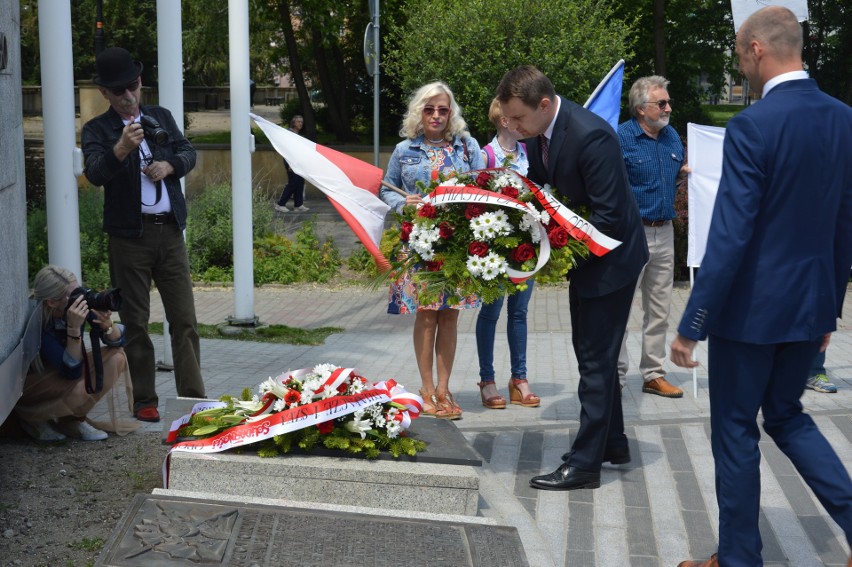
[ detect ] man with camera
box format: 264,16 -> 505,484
81,47 -> 205,423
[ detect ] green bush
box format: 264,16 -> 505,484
253,222 -> 341,284
185,182 -> 273,275
26,186 -> 110,288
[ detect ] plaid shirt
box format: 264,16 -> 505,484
617,118 -> 684,221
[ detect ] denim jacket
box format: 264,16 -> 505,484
380,135 -> 484,214
82,105 -> 195,237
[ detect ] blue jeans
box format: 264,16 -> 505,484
475,281 -> 535,382
809,350 -> 826,377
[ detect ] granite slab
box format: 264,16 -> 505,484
96,493 -> 529,567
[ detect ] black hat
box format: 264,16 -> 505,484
93,47 -> 143,88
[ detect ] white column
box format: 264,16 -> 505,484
156,0 -> 186,368
39,0 -> 81,280
227,0 -> 256,323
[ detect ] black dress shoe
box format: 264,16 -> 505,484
529,463 -> 600,491
561,445 -> 630,464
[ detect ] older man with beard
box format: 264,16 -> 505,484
616,76 -> 688,399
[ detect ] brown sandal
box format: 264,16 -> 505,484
508,378 -> 540,407
477,382 -> 507,409
419,389 -> 450,418
436,391 -> 463,420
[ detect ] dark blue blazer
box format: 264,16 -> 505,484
525,96 -> 648,298
679,79 -> 852,344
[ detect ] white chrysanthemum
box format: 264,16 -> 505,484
438,177 -> 459,186
321,384 -> 338,399
302,377 -> 323,394
300,390 -> 315,405
494,172 -> 523,190
347,379 -> 365,394
540,210 -> 551,225
480,251 -> 508,281
409,223 -> 440,260
385,420 -> 402,439
312,363 -> 336,381
466,255 -> 487,277
272,399 -> 286,412
471,210 -> 512,241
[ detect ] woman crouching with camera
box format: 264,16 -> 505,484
15,265 -> 136,441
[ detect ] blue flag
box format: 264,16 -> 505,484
583,60 -> 625,132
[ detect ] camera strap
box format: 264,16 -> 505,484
81,328 -> 105,394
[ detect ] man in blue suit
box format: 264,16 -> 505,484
671,7 -> 852,566
497,66 -> 648,490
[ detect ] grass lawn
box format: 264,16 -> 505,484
148,321 -> 344,345
702,104 -> 744,127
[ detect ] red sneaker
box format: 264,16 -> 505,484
135,406 -> 160,422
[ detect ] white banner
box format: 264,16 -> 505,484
686,123 -> 726,267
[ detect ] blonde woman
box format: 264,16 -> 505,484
15,266 -> 135,441
379,82 -> 484,419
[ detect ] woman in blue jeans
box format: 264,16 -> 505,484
475,98 -> 540,409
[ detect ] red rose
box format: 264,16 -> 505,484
438,221 -> 455,239
425,260 -> 444,272
501,186 -> 519,199
511,242 -> 536,263
465,203 -> 486,219
400,221 -> 413,242
468,241 -> 489,257
417,204 -> 437,218
548,226 -> 569,248
283,389 -> 301,405
316,421 -> 334,434
476,172 -> 492,187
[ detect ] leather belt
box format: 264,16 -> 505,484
642,219 -> 670,227
141,213 -> 176,225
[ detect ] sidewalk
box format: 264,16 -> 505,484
130,283 -> 852,566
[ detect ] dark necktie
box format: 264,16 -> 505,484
539,134 -> 549,169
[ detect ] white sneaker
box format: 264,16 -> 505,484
56,420 -> 108,441
20,420 -> 66,442
293,205 -> 310,212
274,204 -> 291,213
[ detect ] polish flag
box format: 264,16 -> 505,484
250,114 -> 391,270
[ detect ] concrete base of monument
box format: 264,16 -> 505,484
96,492 -> 530,567
163,398 -> 483,516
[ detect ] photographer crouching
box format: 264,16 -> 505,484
15,266 -> 136,441
81,47 -> 205,423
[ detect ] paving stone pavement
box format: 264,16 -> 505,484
92,280 -> 852,567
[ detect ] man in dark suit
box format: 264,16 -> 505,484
671,7 -> 852,566
496,66 -> 648,490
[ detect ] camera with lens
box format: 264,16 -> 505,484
65,287 -> 122,315
140,115 -> 169,146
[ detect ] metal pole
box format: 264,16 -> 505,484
39,0 -> 82,281
227,0 -> 257,324
373,1 -> 380,166
156,0 -> 186,369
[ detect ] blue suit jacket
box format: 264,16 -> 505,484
679,79 -> 852,343
525,96 -> 648,298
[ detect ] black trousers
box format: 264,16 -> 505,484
563,280 -> 636,472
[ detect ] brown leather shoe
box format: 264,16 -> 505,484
677,554 -> 718,567
642,377 -> 683,398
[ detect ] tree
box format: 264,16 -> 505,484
803,1 -> 852,104
616,0 -> 734,133
384,0 -> 635,141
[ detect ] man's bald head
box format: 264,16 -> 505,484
737,6 -> 803,62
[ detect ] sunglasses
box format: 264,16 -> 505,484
644,99 -> 673,110
422,105 -> 450,117
110,79 -> 140,96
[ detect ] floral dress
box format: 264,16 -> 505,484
386,141 -> 483,315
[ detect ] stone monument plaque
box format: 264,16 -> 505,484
97,494 -> 529,567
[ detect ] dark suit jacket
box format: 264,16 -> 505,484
679,79 -> 852,343
525,96 -> 648,298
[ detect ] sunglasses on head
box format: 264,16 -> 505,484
644,99 -> 673,110
110,79 -> 140,96
422,105 -> 450,117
